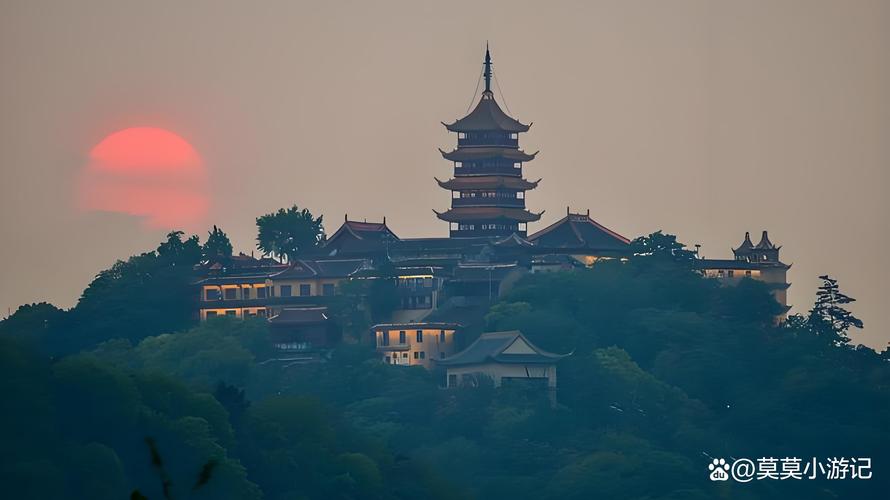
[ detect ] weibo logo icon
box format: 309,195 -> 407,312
709,458 -> 730,481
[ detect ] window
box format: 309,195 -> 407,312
322,283 -> 335,296
745,270 -> 752,277
299,284 -> 311,296
440,352 -> 445,359
242,287 -> 250,299
379,331 -> 389,347
385,356 -> 390,364
439,330 -> 446,342
416,330 -> 423,343
448,374 -> 457,387
206,311 -> 217,318
419,352 -> 425,359
413,352 -> 419,359
224,288 -> 237,300
205,289 -> 220,301
728,270 -> 735,278
257,286 -> 267,299
402,352 -> 408,359
399,331 -> 406,344
225,310 -> 236,316
280,285 -> 292,297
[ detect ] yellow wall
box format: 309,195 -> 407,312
376,328 -> 457,369
271,278 -> 343,297
201,283 -> 269,301
200,307 -> 267,321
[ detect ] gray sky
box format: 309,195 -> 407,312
1,0 -> 888,348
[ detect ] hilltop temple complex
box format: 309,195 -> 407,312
195,47 -> 791,378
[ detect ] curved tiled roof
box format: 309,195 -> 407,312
435,176 -> 540,191
434,207 -> 543,223
439,147 -> 537,162
438,330 -> 569,366
443,91 -> 530,133
528,212 -> 630,251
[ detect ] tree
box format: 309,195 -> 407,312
255,205 -> 325,262
202,225 -> 233,264
63,232 -> 202,352
629,231 -> 695,264
156,231 -> 202,265
808,274 -> 864,345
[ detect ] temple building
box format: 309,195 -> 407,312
196,256 -> 369,321
695,231 -> 792,318
268,306 -> 339,359
439,330 -> 570,403
528,209 -> 632,266
190,45 -> 795,366
435,46 -> 543,237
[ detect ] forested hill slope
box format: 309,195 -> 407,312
1,237 -> 888,499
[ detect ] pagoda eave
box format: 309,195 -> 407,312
439,147 -> 537,162
434,207 -> 543,223
436,176 -> 540,191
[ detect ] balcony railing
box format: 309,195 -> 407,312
452,197 -> 525,208
449,228 -> 526,238
458,136 -> 518,148
455,165 -> 521,176
200,295 -> 333,309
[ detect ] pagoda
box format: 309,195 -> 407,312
435,46 -> 543,238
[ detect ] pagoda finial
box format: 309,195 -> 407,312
483,42 -> 492,93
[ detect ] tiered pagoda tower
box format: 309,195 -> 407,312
435,46 -> 543,238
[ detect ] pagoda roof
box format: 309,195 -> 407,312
439,147 -> 537,162
733,232 -> 755,254
437,330 -> 570,366
754,230 -> 778,250
435,176 -> 540,191
443,91 -> 531,133
434,207 -> 543,223
528,211 -> 630,251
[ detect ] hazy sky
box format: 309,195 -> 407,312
1,0 -> 887,348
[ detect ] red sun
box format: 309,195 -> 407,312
79,127 -> 209,229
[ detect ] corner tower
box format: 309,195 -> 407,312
435,45 -> 543,238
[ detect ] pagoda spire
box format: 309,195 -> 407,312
483,43 -> 492,93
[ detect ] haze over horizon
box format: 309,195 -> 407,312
1,0 -> 887,348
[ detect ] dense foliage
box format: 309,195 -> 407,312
255,205 -> 325,262
203,225 -> 234,264
1,231 -> 887,499
0,232 -> 202,356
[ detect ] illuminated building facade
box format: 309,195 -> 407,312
695,231 -> 792,318
372,322 -> 461,369
191,47 -> 793,362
